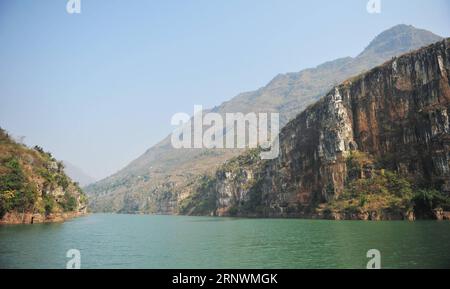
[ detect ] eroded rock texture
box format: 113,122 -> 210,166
185,39 -> 450,218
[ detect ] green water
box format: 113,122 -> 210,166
0,214 -> 449,269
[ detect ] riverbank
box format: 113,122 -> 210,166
0,210 -> 88,225
208,212 -> 450,221
89,209 -> 450,221
316,209 -> 450,221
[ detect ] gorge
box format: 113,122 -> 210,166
85,26 -> 450,221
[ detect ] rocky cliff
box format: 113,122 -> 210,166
181,39 -> 450,220
0,128 -> 88,224
86,25 -> 444,214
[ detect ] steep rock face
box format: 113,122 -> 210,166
86,25 -> 443,214
188,39 -> 450,219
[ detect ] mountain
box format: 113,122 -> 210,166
63,161 -> 96,187
86,24 -> 443,214
0,128 -> 88,224
182,39 -> 450,220
358,24 -> 445,61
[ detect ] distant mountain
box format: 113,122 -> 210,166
63,161 -> 96,187
85,24 -> 443,214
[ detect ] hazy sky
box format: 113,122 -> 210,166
0,0 -> 449,180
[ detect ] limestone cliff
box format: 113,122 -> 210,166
86,25 -> 443,214
0,128 -> 88,224
182,39 -> 450,220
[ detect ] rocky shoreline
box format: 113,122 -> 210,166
0,210 -> 88,225
200,209 -> 450,221
317,209 -> 450,221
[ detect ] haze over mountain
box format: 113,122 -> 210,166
86,25 -> 443,213
63,161 -> 96,187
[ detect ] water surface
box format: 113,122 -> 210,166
1,214 -> 449,268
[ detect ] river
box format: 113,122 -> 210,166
1,214 -> 449,268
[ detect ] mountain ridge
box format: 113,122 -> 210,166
86,24 -> 444,214
181,38 -> 450,220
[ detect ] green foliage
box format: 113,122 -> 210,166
56,161 -> 65,171
0,129 -> 87,218
179,176 -> 217,215
33,146 -> 45,154
346,152 -> 363,180
0,157 -> 37,217
0,158 -> 25,191
37,167 -> 55,185
413,189 -> 450,218
346,151 -> 374,181
0,190 -> 15,217
325,151 -> 449,219
221,148 -> 260,172
37,162 -> 72,190
227,206 -> 239,216
241,180 -> 264,213
78,192 -> 88,205
43,194 -> 55,215
61,192 -> 78,212
384,171 -> 413,199
55,175 -> 70,190
13,183 -> 38,212
0,127 -> 12,145
329,168 -> 414,215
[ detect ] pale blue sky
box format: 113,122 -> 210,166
0,0 -> 449,179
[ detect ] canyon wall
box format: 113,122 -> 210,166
86,25 -> 444,215
181,39 -> 450,219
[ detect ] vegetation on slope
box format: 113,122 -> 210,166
178,148 -> 263,216
182,147 -> 450,220
319,151 -> 450,219
0,128 -> 87,219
